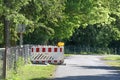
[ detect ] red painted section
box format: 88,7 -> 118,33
60,48 -> 62,52
54,48 -> 57,52
42,61 -> 45,63
60,60 -> 63,63
48,48 -> 52,52
32,48 -> 34,52
36,48 -> 39,52
42,48 -> 46,52
36,61 -> 39,63
48,60 -> 51,63
54,60 -> 57,63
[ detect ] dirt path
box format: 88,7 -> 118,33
54,55 -> 120,80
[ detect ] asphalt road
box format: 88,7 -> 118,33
54,55 -> 120,80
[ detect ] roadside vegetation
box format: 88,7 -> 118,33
4,57 -> 56,80
64,53 -> 73,57
0,60 -> 2,79
7,64 -> 56,80
103,55 -> 120,68
6,53 -> 72,80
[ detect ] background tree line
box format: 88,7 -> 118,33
0,0 -> 120,48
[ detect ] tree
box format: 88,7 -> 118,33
23,0 -> 66,44
1,0 -> 33,79
64,0 -> 120,47
1,0 -> 120,46
67,23 -> 120,47
53,0 -> 112,41
0,0 -> 33,46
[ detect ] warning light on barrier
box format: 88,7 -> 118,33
57,42 -> 64,47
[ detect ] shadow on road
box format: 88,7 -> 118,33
77,65 -> 120,71
54,74 -> 120,80
30,77 -> 52,80
54,65 -> 120,80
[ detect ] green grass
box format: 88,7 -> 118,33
103,55 -> 120,68
7,64 -> 56,80
0,60 -> 2,79
64,53 -> 73,57
0,60 -> 2,68
103,55 -> 120,60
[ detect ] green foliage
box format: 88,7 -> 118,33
0,23 -> 3,44
65,0 -> 112,25
67,23 -> 120,47
23,0 -> 66,44
1,0 -> 120,46
52,0 -> 120,43
96,25 -> 120,47
24,26 -> 54,44
0,0 -> 34,45
109,0 -> 120,17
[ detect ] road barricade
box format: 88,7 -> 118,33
31,45 -> 64,64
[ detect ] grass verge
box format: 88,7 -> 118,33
103,55 -> 120,68
64,53 -> 73,57
103,55 -> 120,60
0,60 -> 2,79
7,64 -> 56,80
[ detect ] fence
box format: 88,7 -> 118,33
0,45 -> 30,79
65,46 -> 120,55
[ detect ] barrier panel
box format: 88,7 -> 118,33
30,45 -> 64,64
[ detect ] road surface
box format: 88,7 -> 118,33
54,55 -> 120,80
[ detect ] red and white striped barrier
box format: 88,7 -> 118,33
30,45 -> 64,64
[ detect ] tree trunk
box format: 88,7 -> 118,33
2,16 -> 10,79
